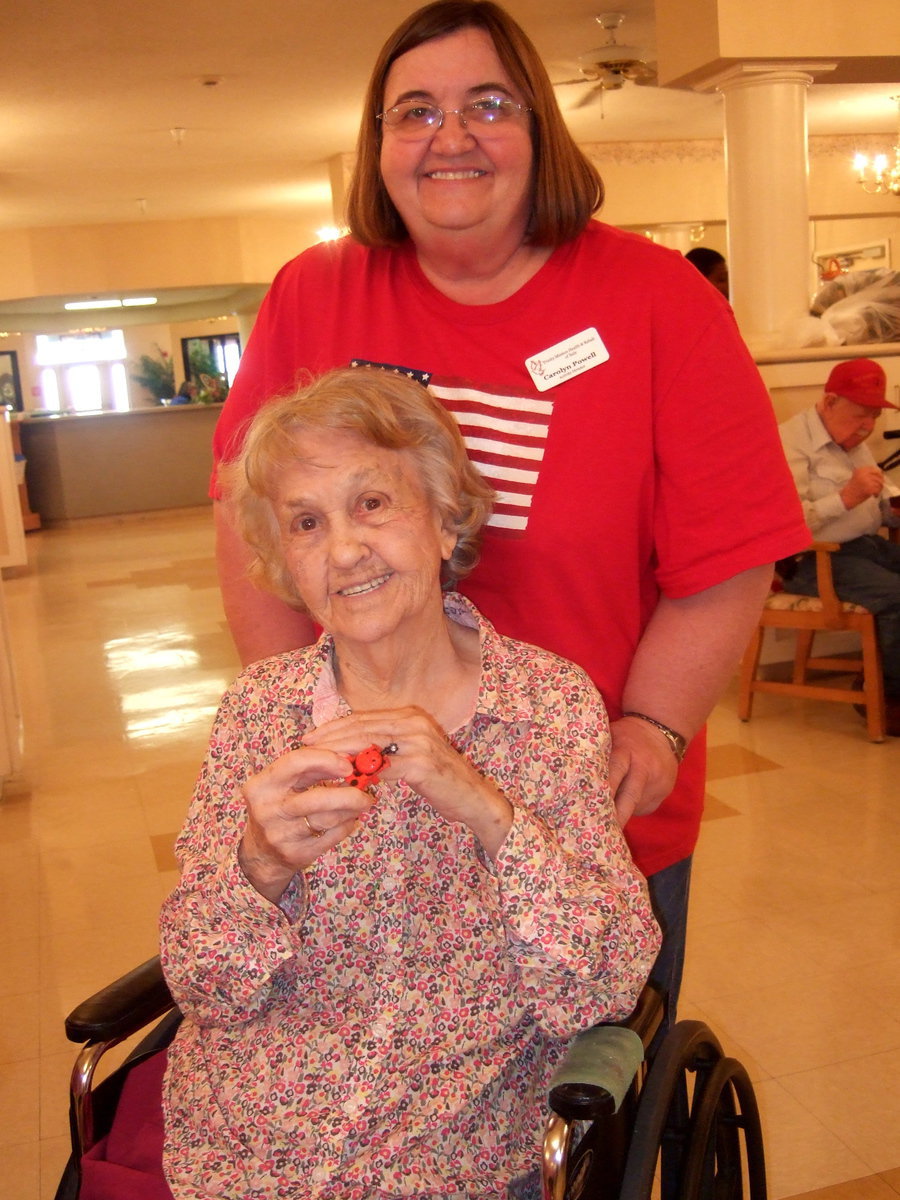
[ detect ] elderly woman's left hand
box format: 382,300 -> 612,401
302,708 -> 514,859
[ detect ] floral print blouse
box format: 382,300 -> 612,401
159,594 -> 660,1200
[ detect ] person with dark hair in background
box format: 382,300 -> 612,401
685,246 -> 729,298
211,0 -> 808,1035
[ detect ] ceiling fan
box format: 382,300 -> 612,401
554,12 -> 657,109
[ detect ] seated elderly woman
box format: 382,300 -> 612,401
159,366 -> 660,1200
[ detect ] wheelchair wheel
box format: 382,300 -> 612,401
678,1056 -> 767,1200
617,1020 -> 766,1200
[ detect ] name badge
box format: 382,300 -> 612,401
525,327 -> 609,393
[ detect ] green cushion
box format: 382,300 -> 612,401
549,1025 -> 644,1113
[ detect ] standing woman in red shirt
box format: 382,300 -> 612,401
212,0 -> 808,1032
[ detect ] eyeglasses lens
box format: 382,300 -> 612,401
379,98 -> 527,140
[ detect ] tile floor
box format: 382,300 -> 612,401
1,505 -> 899,1200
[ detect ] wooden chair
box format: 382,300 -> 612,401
738,541 -> 886,742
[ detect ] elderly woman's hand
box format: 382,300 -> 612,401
302,709 -> 514,859
238,747 -> 374,901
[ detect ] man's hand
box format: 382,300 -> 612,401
841,466 -> 883,509
608,716 -> 680,827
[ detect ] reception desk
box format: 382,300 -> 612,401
16,345 -> 900,524
18,404 -> 222,521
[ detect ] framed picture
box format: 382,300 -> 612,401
180,333 -> 241,400
814,239 -> 891,276
0,350 -> 23,412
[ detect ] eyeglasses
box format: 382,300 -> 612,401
377,96 -> 531,141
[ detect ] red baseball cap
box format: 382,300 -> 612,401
824,358 -> 897,409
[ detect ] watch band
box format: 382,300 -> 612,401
621,711 -> 687,762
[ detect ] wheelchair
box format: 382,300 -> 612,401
56,959 -> 767,1200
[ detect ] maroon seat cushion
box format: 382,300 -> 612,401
80,1049 -> 174,1200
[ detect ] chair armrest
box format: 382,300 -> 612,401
64,956 -> 174,1044
616,979 -> 664,1046
549,1026 -> 644,1119
547,983 -> 664,1121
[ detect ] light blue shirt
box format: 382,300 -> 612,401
779,407 -> 900,543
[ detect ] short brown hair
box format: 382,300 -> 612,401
346,0 -> 603,247
222,367 -> 495,608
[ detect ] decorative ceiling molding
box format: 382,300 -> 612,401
581,139 -> 724,165
810,133 -> 900,160
581,133 -> 896,167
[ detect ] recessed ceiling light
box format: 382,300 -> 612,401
65,299 -> 122,311
64,296 -> 158,311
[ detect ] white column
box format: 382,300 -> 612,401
701,63 -> 833,352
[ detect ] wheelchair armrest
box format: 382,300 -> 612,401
617,980 -> 664,1048
64,955 -> 174,1045
548,983 -> 664,1121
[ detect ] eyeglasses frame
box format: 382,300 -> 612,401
376,97 -> 532,140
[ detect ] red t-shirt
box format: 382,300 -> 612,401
213,221 -> 808,876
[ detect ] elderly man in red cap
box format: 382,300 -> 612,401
779,357 -> 900,732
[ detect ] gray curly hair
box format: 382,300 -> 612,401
220,366 -> 495,610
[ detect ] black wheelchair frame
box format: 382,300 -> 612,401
56,960 -> 767,1200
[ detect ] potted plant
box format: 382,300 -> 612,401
130,346 -> 175,403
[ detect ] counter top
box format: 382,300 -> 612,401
17,402 -> 224,425
753,341 -> 900,365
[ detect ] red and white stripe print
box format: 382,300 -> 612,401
430,382 -> 553,532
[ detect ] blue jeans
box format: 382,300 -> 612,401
789,534 -> 900,696
646,854 -> 692,1044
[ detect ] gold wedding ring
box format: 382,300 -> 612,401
303,815 -> 325,838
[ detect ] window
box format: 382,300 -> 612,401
35,330 -> 129,412
181,333 -> 241,395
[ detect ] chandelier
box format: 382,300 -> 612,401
853,97 -> 900,197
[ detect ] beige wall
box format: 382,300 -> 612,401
588,140 -> 727,228
591,135 -> 900,230
656,0 -> 900,87
0,215 -> 312,305
1,132 -> 895,311
0,134 -> 895,393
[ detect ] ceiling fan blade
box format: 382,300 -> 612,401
571,84 -> 605,110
